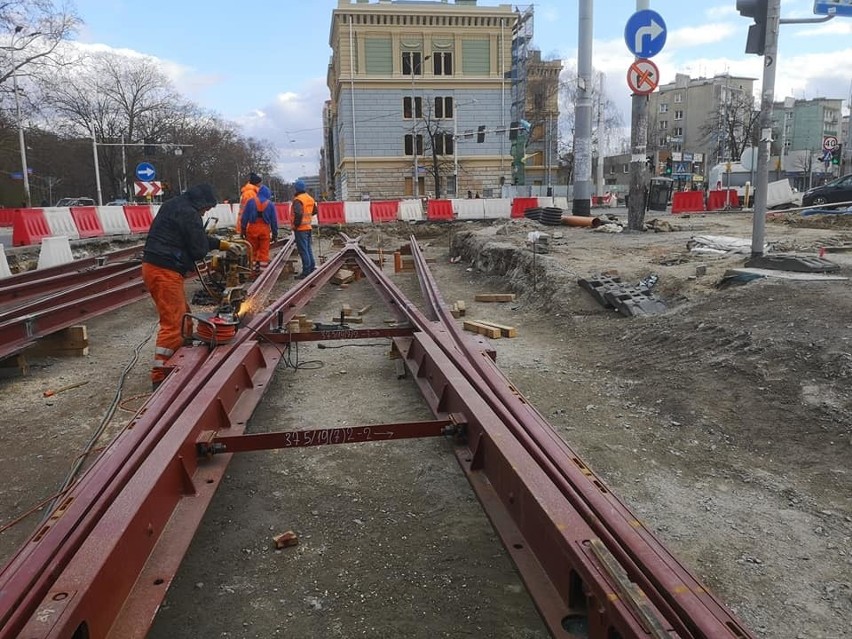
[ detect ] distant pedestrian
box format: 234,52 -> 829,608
240,185 -> 278,268
467,190 -> 473,199
291,179 -> 318,280
237,172 -> 262,235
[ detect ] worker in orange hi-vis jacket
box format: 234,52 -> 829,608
240,185 -> 278,267
291,179 -> 317,279
236,172 -> 262,235
141,183 -> 235,391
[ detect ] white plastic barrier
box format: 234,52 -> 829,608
553,197 -> 569,210
98,206 -> 132,236
43,207 -> 81,241
453,198 -> 486,220
0,244 -> 10,279
537,196 -> 554,208
482,198 -> 511,219
344,201 -> 371,224
37,236 -> 74,269
204,204 -> 236,231
399,199 -> 424,222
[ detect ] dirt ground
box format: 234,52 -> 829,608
0,209 -> 851,638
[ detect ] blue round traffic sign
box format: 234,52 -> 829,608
624,9 -> 667,58
135,162 -> 156,181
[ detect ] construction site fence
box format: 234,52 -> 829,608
2,197 -> 575,247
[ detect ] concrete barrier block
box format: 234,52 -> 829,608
344,201 -> 371,224
43,208 -> 81,240
483,198 -> 511,219
0,244 -> 11,279
399,199 -> 424,222
454,199 -> 486,220
37,236 -> 74,270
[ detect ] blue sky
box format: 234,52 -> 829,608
72,0 -> 852,179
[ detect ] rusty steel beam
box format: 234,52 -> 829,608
0,260 -> 141,307
0,244 -> 143,292
261,326 -> 413,343
207,419 -> 454,454
0,235 -> 755,639
0,264 -> 141,323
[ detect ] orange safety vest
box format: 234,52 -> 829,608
292,193 -> 316,231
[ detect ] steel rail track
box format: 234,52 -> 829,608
0,235 -> 754,638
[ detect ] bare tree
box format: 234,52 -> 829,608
417,100 -> 454,198
0,0 -> 81,87
701,90 -> 760,163
557,64 -> 625,185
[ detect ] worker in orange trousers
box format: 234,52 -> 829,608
240,185 -> 278,267
142,183 -> 234,391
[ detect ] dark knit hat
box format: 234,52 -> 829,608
249,172 -> 262,185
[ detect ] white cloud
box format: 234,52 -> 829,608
235,77 -> 329,181
665,23 -> 738,49
704,5 -> 737,19
792,20 -> 852,36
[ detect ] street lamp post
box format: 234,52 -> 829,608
10,26 -> 32,207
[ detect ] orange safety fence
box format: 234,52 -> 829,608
123,205 -> 154,233
370,200 -> 399,223
274,202 -> 292,226
317,201 -> 345,225
671,191 -> 705,215
426,199 -> 454,221
12,208 -> 51,246
511,197 -> 539,218
70,207 -> 105,239
706,190 -> 739,211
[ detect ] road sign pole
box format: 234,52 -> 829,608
751,0 -> 780,258
572,0 -> 593,216
92,128 -> 103,206
628,0 -> 650,231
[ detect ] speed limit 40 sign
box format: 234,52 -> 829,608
823,136 -> 838,152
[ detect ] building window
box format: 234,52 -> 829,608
673,127 -> 683,136
433,51 -> 453,75
622,164 -> 629,174
659,120 -> 668,130
434,133 -> 454,155
659,136 -> 667,146
609,165 -> 615,175
404,134 -> 424,155
403,97 -> 423,119
659,103 -> 669,113
434,96 -> 454,119
402,51 -> 423,76
674,93 -> 683,103
674,110 -> 683,120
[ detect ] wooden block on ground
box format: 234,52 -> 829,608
474,294 -> 516,303
456,300 -> 466,316
332,269 -> 355,285
26,326 -> 89,357
0,354 -> 29,378
341,304 -> 353,317
477,320 -> 518,338
332,315 -> 363,323
450,306 -> 461,319
357,304 -> 372,316
288,320 -> 301,333
463,320 -> 501,339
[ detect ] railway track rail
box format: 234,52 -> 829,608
0,234 -> 754,638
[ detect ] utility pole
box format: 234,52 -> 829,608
627,0 -> 650,231
572,0 -> 593,216
750,0 -> 780,258
845,80 -> 852,174
596,73 -> 605,197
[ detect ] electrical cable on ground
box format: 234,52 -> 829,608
40,322 -> 157,522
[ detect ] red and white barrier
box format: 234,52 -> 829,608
7,196 -> 589,247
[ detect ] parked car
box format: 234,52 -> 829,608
54,197 -> 96,207
105,199 -> 129,206
802,174 -> 852,207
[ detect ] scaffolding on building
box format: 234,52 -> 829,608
511,5 -> 534,184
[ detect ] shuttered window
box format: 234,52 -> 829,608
365,36 -> 392,75
462,39 -> 489,75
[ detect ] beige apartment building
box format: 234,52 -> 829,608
647,73 -> 756,182
324,0 -> 519,200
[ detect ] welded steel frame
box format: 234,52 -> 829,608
0,235 -> 755,639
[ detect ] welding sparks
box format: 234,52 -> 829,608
238,296 -> 259,317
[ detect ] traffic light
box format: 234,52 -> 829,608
665,157 -> 673,176
831,145 -> 842,166
476,125 -> 486,143
736,0 -> 768,55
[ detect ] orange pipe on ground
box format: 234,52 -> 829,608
561,215 -> 603,228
